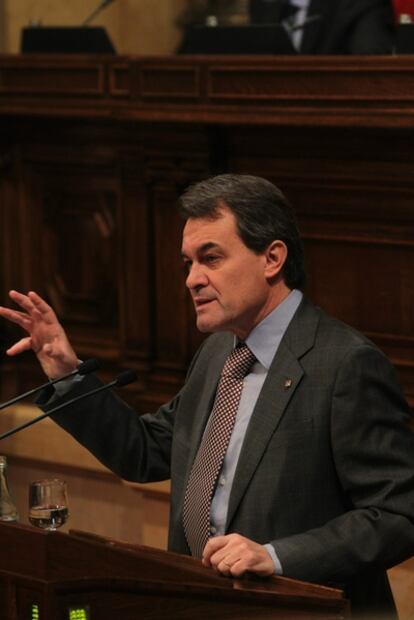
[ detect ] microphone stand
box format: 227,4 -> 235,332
0,358 -> 99,412
82,0 -> 115,26
0,370 -> 137,442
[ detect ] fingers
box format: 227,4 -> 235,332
0,290 -> 58,332
8,290 -> 37,313
202,535 -> 227,564
1,290 -> 79,377
3,291 -> 42,330
202,534 -> 275,578
9,290 -> 54,322
0,290 -> 53,337
0,306 -> 33,331
27,291 -> 56,321
202,536 -> 234,577
6,337 -> 33,356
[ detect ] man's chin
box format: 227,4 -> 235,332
196,320 -> 214,334
196,316 -> 224,334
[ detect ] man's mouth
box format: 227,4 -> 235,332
194,297 -> 215,309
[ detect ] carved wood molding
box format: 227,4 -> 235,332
2,55 -> 414,127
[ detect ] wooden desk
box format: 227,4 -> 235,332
0,522 -> 349,620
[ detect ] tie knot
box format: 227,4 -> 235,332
280,0 -> 299,21
222,344 -> 256,379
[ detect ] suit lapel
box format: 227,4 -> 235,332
300,0 -> 328,53
225,298 -> 320,529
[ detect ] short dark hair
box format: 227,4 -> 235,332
178,174 -> 305,290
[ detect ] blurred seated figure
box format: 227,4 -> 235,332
250,0 -> 396,53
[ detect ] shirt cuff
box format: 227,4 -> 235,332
264,543 -> 283,575
52,373 -> 84,399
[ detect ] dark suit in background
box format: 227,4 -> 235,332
46,297 -> 414,617
250,0 -> 396,53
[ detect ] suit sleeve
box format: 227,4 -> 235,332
42,373 -> 177,482
40,337 -> 211,483
346,3 -> 395,54
271,345 -> 414,583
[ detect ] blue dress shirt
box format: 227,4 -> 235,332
209,288 -> 303,573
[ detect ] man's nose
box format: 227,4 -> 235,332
185,263 -> 208,290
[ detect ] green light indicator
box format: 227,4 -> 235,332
31,603 -> 40,620
68,608 -> 89,620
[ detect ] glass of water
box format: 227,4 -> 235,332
29,479 -> 69,531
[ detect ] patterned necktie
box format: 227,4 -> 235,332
182,343 -> 256,558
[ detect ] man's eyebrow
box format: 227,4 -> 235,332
198,242 -> 221,253
181,242 -> 221,259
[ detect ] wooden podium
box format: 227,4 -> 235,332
0,522 -> 349,620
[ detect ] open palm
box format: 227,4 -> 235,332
0,290 -> 78,379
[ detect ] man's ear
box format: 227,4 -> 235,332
264,240 -> 288,279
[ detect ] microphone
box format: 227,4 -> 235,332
0,369 -> 137,441
0,358 -> 100,412
82,0 -> 115,26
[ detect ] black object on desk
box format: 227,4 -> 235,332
395,24 -> 414,53
178,24 -> 296,55
21,26 -> 116,54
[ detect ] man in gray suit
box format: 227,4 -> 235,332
250,0 -> 395,53
1,174 -> 413,617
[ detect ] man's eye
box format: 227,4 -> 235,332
204,255 -> 219,264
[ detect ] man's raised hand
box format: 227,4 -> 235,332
0,290 -> 78,379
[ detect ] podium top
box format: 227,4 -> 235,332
0,522 -> 347,604
0,523 -> 350,620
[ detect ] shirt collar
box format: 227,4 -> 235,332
241,289 -> 303,369
290,0 -> 310,8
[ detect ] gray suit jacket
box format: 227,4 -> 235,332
47,298 -> 414,615
301,0 -> 395,54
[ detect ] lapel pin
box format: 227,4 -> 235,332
284,378 -> 293,390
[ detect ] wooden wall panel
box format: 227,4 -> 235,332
119,145 -> 153,367
0,147 -> 19,400
224,123 -> 414,405
0,55 -> 413,415
39,180 -> 119,325
141,125 -> 211,388
16,130 -> 121,363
